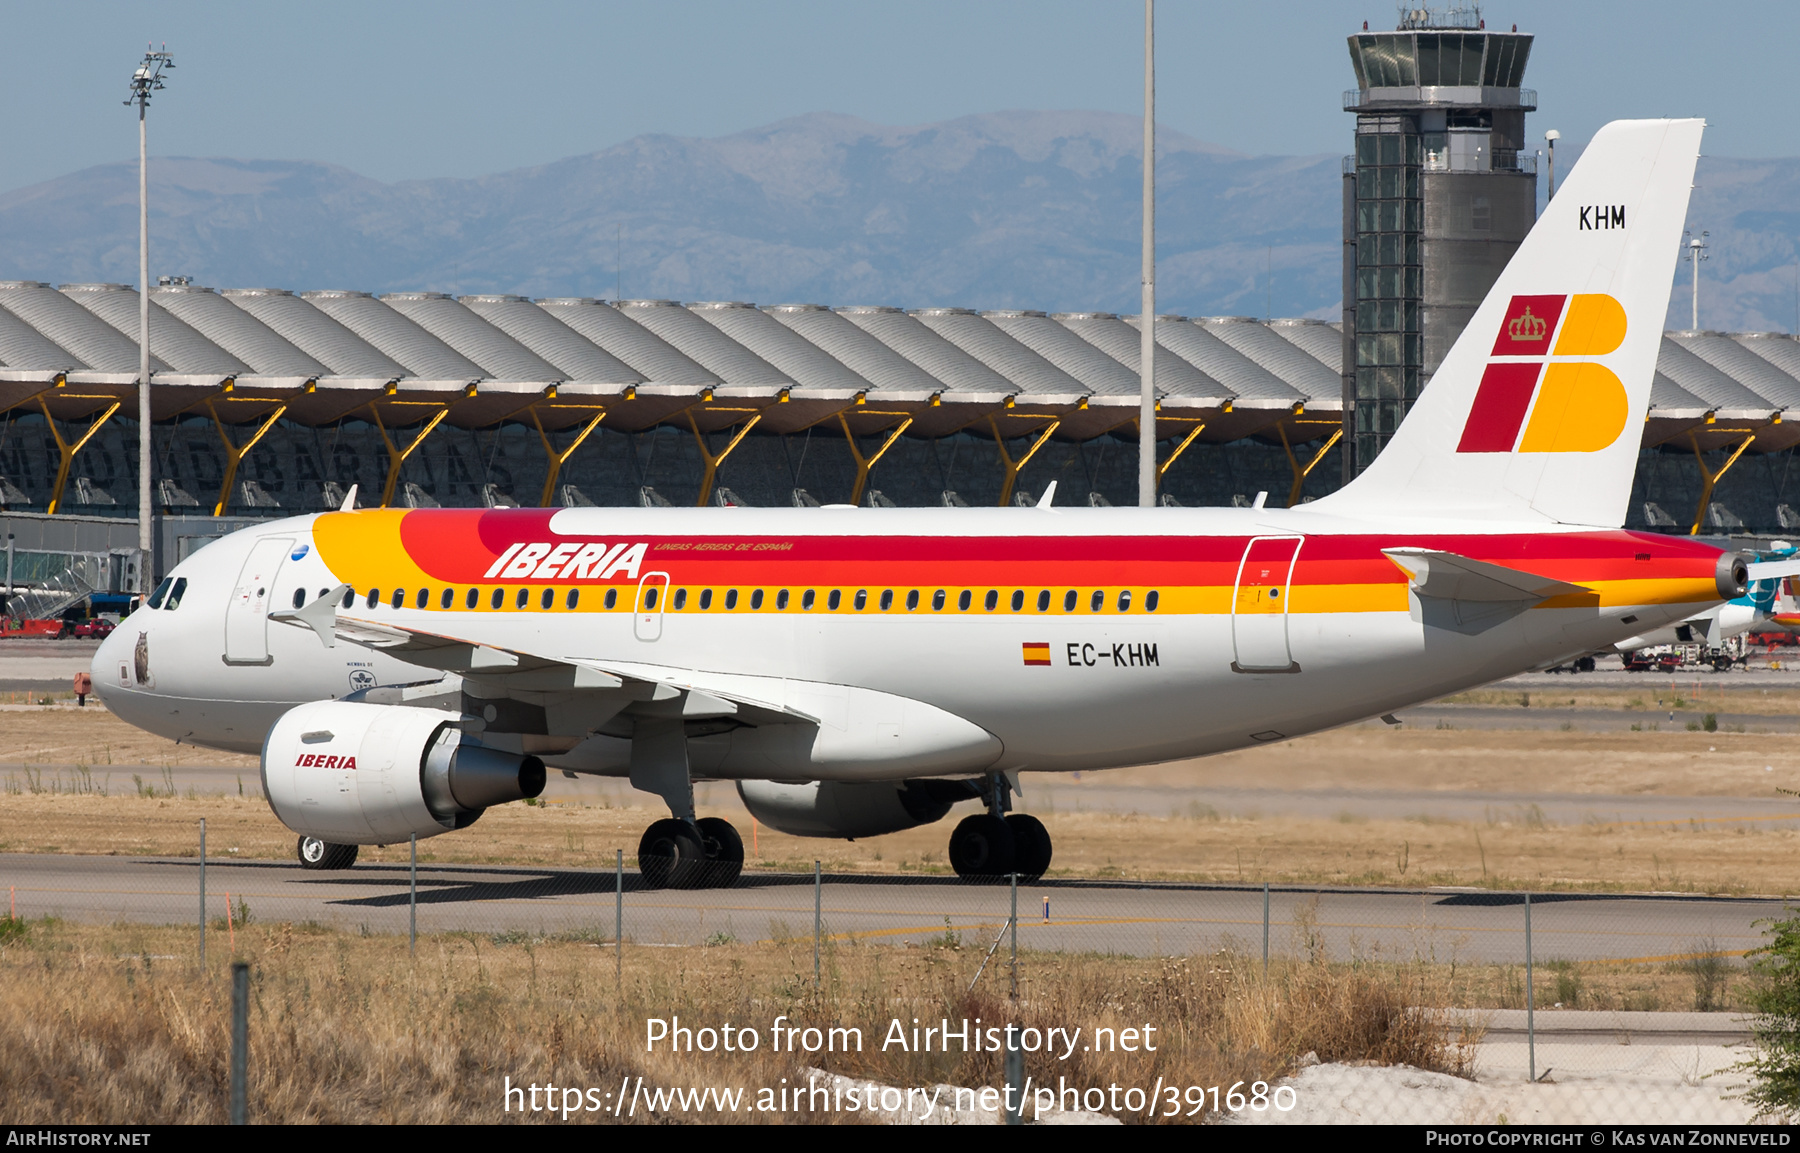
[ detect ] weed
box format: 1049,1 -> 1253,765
1546,960 -> 1583,1007
1687,940 -> 1731,1011
1703,713 -> 1719,733
705,931 -> 737,947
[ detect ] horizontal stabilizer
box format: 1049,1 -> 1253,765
1746,559 -> 1800,583
1383,548 -> 1589,604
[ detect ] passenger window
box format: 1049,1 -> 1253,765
1146,590 -> 1160,612
1036,590 -> 1050,612
147,578 -> 172,610
905,590 -> 918,611
341,589 -> 355,610
699,589 -> 713,610
933,590 -> 946,611
805,589 -> 818,610
672,588 -> 686,610
366,589 -> 379,609
604,588 -> 618,610
750,589 -> 764,609
1090,590 -> 1104,612
318,588 -> 329,602
882,590 -> 895,611
515,588 -> 529,609
854,590 -> 867,611
415,589 -> 429,609
541,588 -> 555,610
391,589 -> 404,609
725,589 -> 738,610
776,589 -> 789,609
465,588 -> 479,609
440,589 -> 454,609
1063,590 -> 1076,612
566,590 -> 579,610
643,586 -> 658,609
1010,590 -> 1024,612
491,588 -> 505,609
958,590 -> 971,611
1118,590 -> 1132,612
292,588 -> 306,610
165,578 -> 188,611
984,590 -> 998,611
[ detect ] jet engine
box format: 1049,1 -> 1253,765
736,778 -> 974,840
1717,552 -> 1751,600
262,700 -> 545,844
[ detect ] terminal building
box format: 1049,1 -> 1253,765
0,10 -> 1797,599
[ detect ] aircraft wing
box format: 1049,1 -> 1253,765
272,585 -> 813,726
1381,548 -> 1589,603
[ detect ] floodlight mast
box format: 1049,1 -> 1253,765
126,45 -> 173,580
1685,230 -> 1709,331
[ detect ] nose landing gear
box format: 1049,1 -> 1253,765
948,772 -> 1052,883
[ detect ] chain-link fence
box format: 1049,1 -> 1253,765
3,786 -> 1789,1125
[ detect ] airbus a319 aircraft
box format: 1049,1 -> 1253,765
96,120 -> 1755,887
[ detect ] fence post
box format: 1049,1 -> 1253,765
409,834 -> 417,956
1004,1029 -> 1024,1125
198,818 -> 206,971
1525,890 -> 1535,1082
615,849 -> 624,987
813,860 -> 822,990
1009,872 -> 1019,1001
229,961 -> 248,1124
1262,881 -> 1270,975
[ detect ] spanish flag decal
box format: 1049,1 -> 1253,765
1022,642 -> 1052,666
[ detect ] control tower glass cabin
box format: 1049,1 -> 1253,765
1341,12 -> 1537,476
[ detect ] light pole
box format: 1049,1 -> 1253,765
1137,0 -> 1156,508
1685,230 -> 1710,331
1544,130 -> 1559,200
126,45 -> 173,582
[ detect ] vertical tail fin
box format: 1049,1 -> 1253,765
1319,119 -> 1703,526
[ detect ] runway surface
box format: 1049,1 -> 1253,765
4,852 -> 1782,964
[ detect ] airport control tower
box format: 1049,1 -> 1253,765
1341,6 -> 1538,476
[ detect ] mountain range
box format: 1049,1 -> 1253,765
1,110 -> 1795,334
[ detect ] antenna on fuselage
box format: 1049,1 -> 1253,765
339,484 -> 358,513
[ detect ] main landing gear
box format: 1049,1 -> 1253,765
636,815 -> 745,890
947,772 -> 1052,883
297,835 -> 358,870
630,716 -> 744,889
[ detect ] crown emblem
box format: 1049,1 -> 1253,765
1508,306 -> 1547,341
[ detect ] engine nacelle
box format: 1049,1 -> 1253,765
736,778 -> 972,840
262,700 -> 546,845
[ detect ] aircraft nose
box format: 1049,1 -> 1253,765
92,621 -> 134,699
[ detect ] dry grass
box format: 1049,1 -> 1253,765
0,914 -> 1477,1124
0,705 -> 258,770
4,788 -> 1799,895
1436,685 -> 1800,717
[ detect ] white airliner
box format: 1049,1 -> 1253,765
96,120 -> 1752,887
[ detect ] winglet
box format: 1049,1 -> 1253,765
339,484 -> 358,512
1036,481 -> 1057,509
269,584 -> 349,648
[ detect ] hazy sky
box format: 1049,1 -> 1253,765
2,1 -> 1793,194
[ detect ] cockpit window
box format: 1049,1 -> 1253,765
164,578 -> 188,611
147,578 -> 173,610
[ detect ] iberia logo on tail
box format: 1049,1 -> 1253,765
1455,293 -> 1629,454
